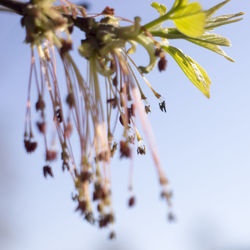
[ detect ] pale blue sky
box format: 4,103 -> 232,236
0,1 -> 250,250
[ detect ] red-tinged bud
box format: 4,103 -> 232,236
102,6 -> 115,15
128,196 -> 136,207
75,200 -> 87,215
35,96 -> 45,111
109,231 -> 116,240
36,121 -> 46,134
120,140 -> 131,158
158,56 -> 167,72
24,139 -> 37,153
43,165 -> 53,178
46,150 -> 58,162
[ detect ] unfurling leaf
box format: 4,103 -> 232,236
151,2 -> 167,16
163,45 -> 211,98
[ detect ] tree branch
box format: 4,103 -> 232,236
0,0 -> 91,33
0,0 -> 27,15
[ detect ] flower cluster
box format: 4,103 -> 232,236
0,0 -> 243,238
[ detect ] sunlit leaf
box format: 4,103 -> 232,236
163,45 -> 211,97
151,29 -> 231,47
205,0 -> 230,18
206,12 -> 244,30
186,38 -> 234,62
151,29 -> 233,61
189,33 -> 231,46
170,2 -> 206,38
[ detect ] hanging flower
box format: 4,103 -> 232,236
0,0 -> 243,238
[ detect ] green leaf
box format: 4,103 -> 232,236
152,29 -> 231,47
151,2 -> 167,16
170,2 -> 206,38
186,38 -> 234,62
185,33 -> 234,61
188,33 -> 231,46
205,0 -> 230,18
151,29 -> 234,61
163,45 -> 211,97
206,12 -> 244,30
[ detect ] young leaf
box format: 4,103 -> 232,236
205,0 -> 230,18
206,13 -> 244,30
151,2 -> 167,16
186,38 -> 234,62
170,2 -> 206,38
152,29 -> 231,46
181,33 -> 234,61
188,33 -> 231,46
173,0 -> 189,9
151,29 -> 233,61
163,45 -> 211,97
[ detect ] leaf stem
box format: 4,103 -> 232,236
150,30 -> 182,39
142,5 -> 177,31
143,12 -> 171,30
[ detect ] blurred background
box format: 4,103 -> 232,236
0,0 -> 250,249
